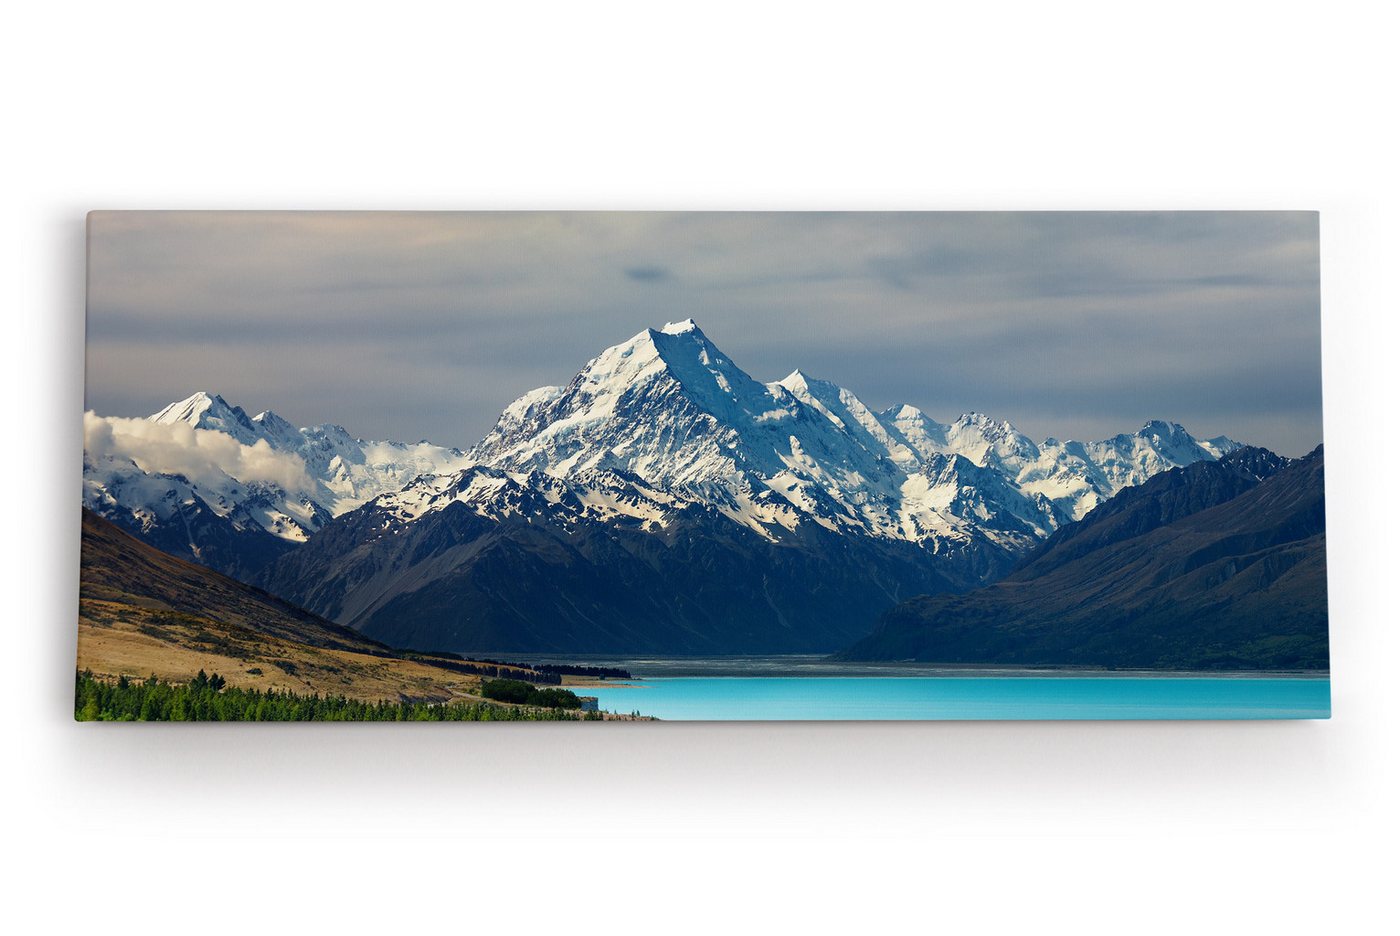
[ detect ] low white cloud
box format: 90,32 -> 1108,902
84,411 -> 315,494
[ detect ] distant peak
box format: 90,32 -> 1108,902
253,409 -> 295,430
151,390 -> 235,424
779,369 -> 812,389
185,390 -> 225,408
953,412 -> 1026,441
1203,434 -> 1244,456
1138,419 -> 1186,436
660,318 -> 700,336
501,385 -> 565,420
955,412 -> 996,427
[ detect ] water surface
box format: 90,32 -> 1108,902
575,674 -> 1329,720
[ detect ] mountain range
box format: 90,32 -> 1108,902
83,320 -> 1251,654
84,391 -> 472,578
839,446 -> 1328,669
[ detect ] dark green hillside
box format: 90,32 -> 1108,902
1013,446 -> 1291,577
839,446 -> 1328,670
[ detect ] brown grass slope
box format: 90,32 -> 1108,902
82,508 -> 398,654
77,509 -> 545,703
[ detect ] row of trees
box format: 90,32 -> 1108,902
527,663 -> 633,680
74,670 -> 596,722
478,678 -> 584,709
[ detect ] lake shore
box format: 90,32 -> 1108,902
537,653 -> 1328,687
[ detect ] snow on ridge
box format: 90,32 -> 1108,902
502,385 -> 565,421
149,390 -> 226,425
88,390 -> 476,541
465,323 -> 1245,547
370,463 -> 687,532
89,324 -> 1247,561
83,410 -> 326,543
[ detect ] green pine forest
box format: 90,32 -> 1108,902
74,670 -> 600,722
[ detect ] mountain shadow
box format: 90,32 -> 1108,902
838,446 -> 1329,670
78,509 -> 558,701
258,476 -> 961,654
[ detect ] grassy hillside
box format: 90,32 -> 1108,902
78,510 -> 554,705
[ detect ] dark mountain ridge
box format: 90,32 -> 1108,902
258,467 -> 959,654
80,508 -> 391,655
84,324 -> 1263,657
838,445 -> 1328,670
1010,446 -> 1292,577
78,509 -> 569,696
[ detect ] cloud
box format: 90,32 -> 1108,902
624,265 -> 673,283
84,411 -> 315,494
83,211 -> 1323,456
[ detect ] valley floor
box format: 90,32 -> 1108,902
76,605 -> 644,720
78,602 -> 482,703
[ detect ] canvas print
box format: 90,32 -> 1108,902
78,211 -> 1328,720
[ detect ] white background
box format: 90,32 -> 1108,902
4,2 -> 1397,933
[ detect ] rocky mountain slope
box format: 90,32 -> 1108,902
259,465 -> 959,653
83,391 -> 470,577
84,320 -> 1249,653
254,321 -> 1242,653
468,320 -> 1237,555
838,446 -> 1328,669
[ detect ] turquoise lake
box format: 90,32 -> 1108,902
574,675 -> 1330,720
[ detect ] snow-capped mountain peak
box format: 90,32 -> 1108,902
474,321 -> 809,490
150,391 -> 264,446
1135,419 -> 1195,448
564,320 -> 763,413
87,323 -> 1252,594
660,318 -> 700,335
149,390 -> 229,425
776,368 -> 817,390
467,322 -> 1249,557
1202,435 -> 1242,458
500,385 -> 565,423
644,320 -> 769,409
85,390 -> 476,566
943,411 -> 1041,469
775,370 -> 921,469
249,409 -> 304,450
1140,417 -> 1185,434
877,404 -> 952,461
251,409 -> 295,432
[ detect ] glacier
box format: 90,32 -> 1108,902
465,319 -> 1238,557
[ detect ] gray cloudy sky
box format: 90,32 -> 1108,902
85,211 -> 1323,456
